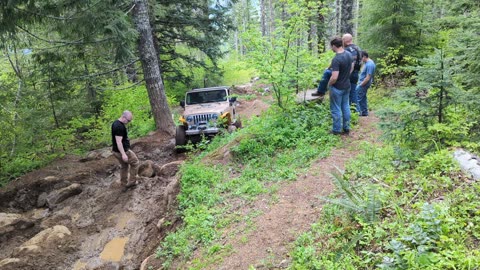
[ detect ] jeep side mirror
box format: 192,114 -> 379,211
180,100 -> 185,108
229,97 -> 237,103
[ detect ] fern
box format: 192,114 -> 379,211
322,168 -> 382,224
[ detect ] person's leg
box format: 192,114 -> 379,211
349,71 -> 359,109
113,152 -> 129,186
126,150 -> 139,185
341,89 -> 351,132
358,85 -> 369,116
316,69 -> 331,95
329,87 -> 343,133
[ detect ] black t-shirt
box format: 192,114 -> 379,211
345,44 -> 362,71
331,51 -> 353,90
111,120 -> 130,152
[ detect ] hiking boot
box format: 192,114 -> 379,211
342,130 -> 350,135
329,130 -> 342,135
311,92 -> 323,97
125,180 -> 137,188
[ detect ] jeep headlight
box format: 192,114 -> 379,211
210,114 -> 219,127
186,115 -> 194,126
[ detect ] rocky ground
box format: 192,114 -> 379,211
0,84 -> 270,270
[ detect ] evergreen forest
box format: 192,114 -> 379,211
1,0 -> 479,269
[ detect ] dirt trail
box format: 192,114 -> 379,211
184,112 -> 382,269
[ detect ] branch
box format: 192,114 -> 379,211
15,24 -> 115,46
98,79 -> 145,91
12,0 -> 104,21
15,25 -> 85,45
39,59 -> 140,83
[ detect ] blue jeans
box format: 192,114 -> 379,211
329,86 -> 351,132
349,71 -> 360,112
317,69 -> 332,95
356,84 -> 370,116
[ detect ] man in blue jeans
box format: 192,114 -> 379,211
314,37 -> 353,135
356,51 -> 376,116
343,33 -> 362,113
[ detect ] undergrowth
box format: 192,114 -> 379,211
155,101 -> 340,268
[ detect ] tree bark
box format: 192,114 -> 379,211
132,0 -> 174,135
5,47 -> 22,156
260,0 -> 266,36
341,0 -> 354,34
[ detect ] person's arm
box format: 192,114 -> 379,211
350,62 -> 354,74
359,63 -> 374,86
115,136 -> 128,162
359,74 -> 371,87
328,71 -> 339,86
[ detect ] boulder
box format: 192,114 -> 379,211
0,258 -> 21,268
0,213 -> 34,236
13,225 -> 71,256
157,161 -> 183,177
36,192 -> 47,208
453,149 -> 480,180
138,160 -> 155,177
46,183 -> 82,209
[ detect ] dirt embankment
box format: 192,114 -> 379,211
0,84 -> 268,270
0,131 -> 185,270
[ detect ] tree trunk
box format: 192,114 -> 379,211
5,47 -> 22,157
132,0 -> 175,135
341,0 -> 354,34
260,0 -> 266,36
269,0 -> 275,36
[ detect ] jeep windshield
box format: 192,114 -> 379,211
186,89 -> 227,105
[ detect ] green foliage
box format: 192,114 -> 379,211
359,0 -> 422,58
156,103 -> 340,266
220,58 -> 255,86
242,0 -> 326,109
324,169 -> 384,224
376,46 -> 417,87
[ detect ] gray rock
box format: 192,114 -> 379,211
158,161 -> 183,177
37,192 -> 47,208
13,225 -> 71,256
0,213 -> 35,236
138,160 -> 155,177
0,258 -> 21,268
453,149 -> 480,180
46,183 -> 83,209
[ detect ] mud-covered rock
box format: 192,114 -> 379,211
81,148 -> 113,162
13,225 -> 71,256
158,161 -> 183,177
0,258 -> 21,268
0,213 -> 34,236
36,192 -> 48,208
46,183 -> 82,209
39,176 -> 62,188
9,189 -> 38,211
138,160 -> 156,177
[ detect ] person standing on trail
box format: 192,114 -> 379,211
356,51 -> 376,116
111,110 -> 139,189
325,37 -> 353,135
342,33 -> 362,113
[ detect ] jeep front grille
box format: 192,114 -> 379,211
192,114 -> 217,124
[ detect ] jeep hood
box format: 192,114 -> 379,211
184,102 -> 230,115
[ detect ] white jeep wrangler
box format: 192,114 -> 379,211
176,86 -> 241,147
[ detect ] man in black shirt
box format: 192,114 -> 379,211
111,110 -> 139,190
343,33 -> 362,113
327,37 -> 354,135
